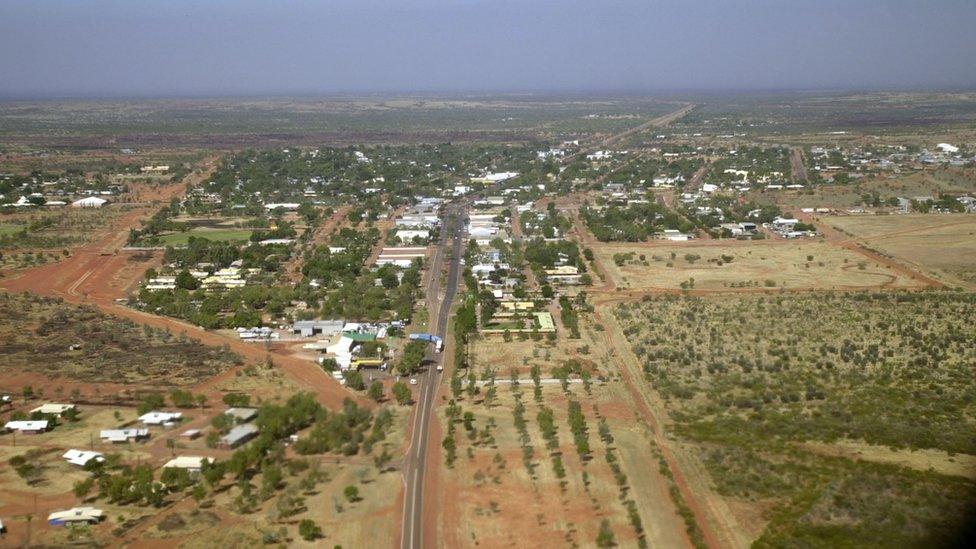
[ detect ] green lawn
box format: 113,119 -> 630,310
153,229 -> 253,246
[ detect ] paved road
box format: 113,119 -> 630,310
398,102 -> 695,548
401,199 -> 466,549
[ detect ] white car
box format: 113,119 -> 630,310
409,378 -> 418,385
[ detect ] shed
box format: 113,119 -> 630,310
224,407 -> 258,423
162,456 -> 213,473
220,423 -> 259,448
292,320 -> 345,338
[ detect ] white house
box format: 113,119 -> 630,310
138,411 -> 183,425
936,143 -> 959,154
4,420 -> 49,434
772,217 -> 799,230
63,449 -> 105,467
100,428 -> 149,443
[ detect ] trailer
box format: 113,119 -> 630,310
409,332 -> 444,352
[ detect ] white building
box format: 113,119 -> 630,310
138,411 -> 183,425
71,197 -> 107,208
30,403 -> 76,416
48,507 -> 104,526
162,456 -> 213,473
4,420 -> 49,434
100,428 -> 149,443
63,449 -> 105,467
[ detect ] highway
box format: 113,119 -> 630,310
398,103 -> 694,548
401,199 -> 466,549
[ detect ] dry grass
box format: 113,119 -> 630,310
827,213 -> 976,288
595,241 -> 921,290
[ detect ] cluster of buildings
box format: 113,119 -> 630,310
467,209 -> 511,246
145,260 -> 258,291
394,198 -> 441,244
297,321 -> 398,372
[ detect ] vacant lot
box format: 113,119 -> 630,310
614,292 -> 976,546
595,241 -> 922,291
0,292 -> 241,385
828,213 -> 976,288
0,208 -> 125,250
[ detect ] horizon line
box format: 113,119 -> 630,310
2,85 -> 976,103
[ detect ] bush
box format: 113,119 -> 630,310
298,519 -> 322,541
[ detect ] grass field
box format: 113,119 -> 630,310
613,292 -> 976,546
153,229 -> 253,246
827,213 -> 976,288
595,241 -> 922,291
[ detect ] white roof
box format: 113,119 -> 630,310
138,411 -> 183,424
100,428 -> 148,441
30,403 -> 75,415
71,197 -> 107,207
163,456 -> 213,470
5,420 -> 48,431
63,449 -> 104,466
48,507 -> 103,523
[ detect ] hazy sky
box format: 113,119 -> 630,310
1,0 -> 975,97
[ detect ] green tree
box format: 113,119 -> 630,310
367,381 -> 384,402
343,485 -> 360,502
175,269 -> 199,290
392,382 -> 412,405
597,519 -> 616,547
345,371 -> 365,391
137,393 -> 166,415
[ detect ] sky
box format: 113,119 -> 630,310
1,0 -> 975,98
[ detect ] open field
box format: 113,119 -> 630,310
826,213 -> 976,288
612,292 -> 976,546
0,292 -> 241,386
0,208 -> 128,250
594,240 -> 924,291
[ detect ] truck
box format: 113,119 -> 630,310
408,332 -> 444,352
